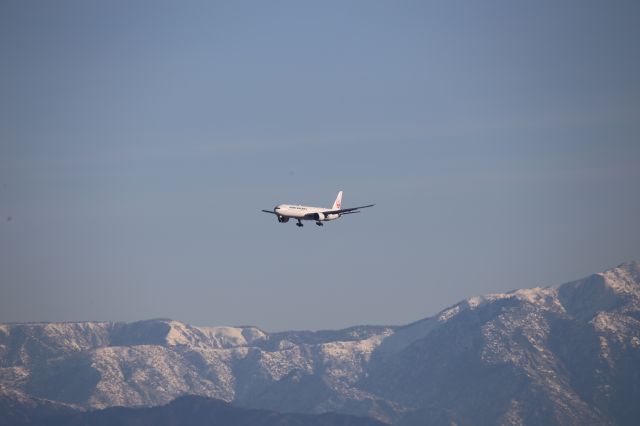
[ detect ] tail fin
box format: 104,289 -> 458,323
331,191 -> 343,210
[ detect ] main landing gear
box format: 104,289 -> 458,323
295,220 -> 324,228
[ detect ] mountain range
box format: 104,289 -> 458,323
1,261 -> 639,425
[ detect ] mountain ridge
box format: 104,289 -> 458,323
1,261 -> 639,425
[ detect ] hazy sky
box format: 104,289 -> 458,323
1,1 -> 639,331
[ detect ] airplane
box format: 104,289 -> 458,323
262,191 -> 374,227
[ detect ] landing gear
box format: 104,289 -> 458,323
296,220 -> 304,227
315,221 -> 323,226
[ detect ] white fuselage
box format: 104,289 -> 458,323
275,204 -> 339,221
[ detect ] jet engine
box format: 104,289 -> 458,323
277,215 -> 289,223
313,212 -> 325,221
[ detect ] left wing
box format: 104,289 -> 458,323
320,204 -> 375,215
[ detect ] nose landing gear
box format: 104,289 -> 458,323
296,220 -> 304,227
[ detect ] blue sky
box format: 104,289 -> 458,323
1,1 -> 639,330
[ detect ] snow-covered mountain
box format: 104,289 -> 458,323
1,261 -> 639,425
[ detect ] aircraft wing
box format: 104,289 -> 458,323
321,204 -> 375,215
261,209 -> 277,214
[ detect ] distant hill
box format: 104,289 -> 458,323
1,261 -> 639,425
3,394 -> 385,426
0,390 -> 76,426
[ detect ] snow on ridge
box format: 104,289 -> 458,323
600,263 -> 640,296
438,305 -> 461,322
195,325 -> 267,348
160,320 -> 269,349
164,321 -> 195,346
430,294 -> 505,322
435,261 -> 639,324
590,312 -> 621,334
424,287 -> 562,329
590,311 -> 640,340
241,327 -> 267,344
464,287 -> 556,310
377,287 -> 559,358
510,287 -> 557,305
0,321 -> 114,327
464,292 -> 513,310
319,335 -> 387,382
321,334 -> 386,359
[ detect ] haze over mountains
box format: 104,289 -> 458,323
1,261 -> 639,425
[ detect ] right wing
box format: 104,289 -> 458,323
261,210 -> 277,215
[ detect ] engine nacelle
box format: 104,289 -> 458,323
277,215 -> 289,223
313,212 -> 325,221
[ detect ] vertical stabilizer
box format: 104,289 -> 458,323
332,191 -> 343,210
